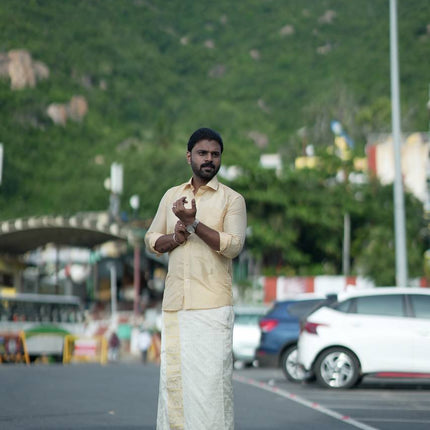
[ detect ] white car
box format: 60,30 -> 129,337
297,287 -> 430,389
233,306 -> 267,367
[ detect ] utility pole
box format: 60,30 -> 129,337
130,195 -> 141,317
109,162 -> 123,223
110,263 -> 117,325
343,213 -> 351,276
426,84 -> 430,217
390,0 -> 408,286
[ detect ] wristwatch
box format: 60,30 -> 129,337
186,219 -> 200,234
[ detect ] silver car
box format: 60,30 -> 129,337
233,306 -> 267,367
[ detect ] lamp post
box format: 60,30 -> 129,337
390,0 -> 408,286
108,162 -> 123,222
425,85 -> 430,217
331,120 -> 352,276
109,262 -> 117,325
130,195 -> 141,317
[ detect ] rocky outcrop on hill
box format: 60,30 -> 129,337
247,131 -> 269,148
0,49 -> 88,126
0,49 -> 49,90
47,96 -> 89,126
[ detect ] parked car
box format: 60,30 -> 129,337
233,306 -> 267,367
297,287 -> 430,389
255,294 -> 336,381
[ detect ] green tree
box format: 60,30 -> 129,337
228,154 -> 426,285
351,180 -> 425,285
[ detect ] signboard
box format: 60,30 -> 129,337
0,332 -> 29,364
63,335 -> 107,364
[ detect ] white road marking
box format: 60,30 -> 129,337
323,405 -> 430,411
361,418 -> 430,424
234,374 -> 378,430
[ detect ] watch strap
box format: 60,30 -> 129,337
186,219 -> 200,233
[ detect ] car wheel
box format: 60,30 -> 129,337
314,347 -> 360,389
281,345 -> 308,382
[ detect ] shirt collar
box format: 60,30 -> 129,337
185,176 -> 219,192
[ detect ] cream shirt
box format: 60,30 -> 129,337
145,176 -> 247,311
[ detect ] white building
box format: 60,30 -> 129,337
366,132 -> 430,206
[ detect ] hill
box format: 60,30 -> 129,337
0,0 -> 429,220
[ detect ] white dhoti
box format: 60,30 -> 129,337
156,306 -> 234,430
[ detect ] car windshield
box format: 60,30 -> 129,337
286,300 -> 325,319
293,295 -> 338,319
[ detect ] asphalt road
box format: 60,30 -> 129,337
236,366 -> 430,430
1,363 -> 429,429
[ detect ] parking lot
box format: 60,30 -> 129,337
1,363 -> 429,429
235,366 -> 430,430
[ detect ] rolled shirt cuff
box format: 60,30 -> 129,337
145,232 -> 164,256
217,231 -> 243,259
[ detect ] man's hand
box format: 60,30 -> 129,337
172,196 -> 220,252
172,197 -> 196,225
174,220 -> 190,244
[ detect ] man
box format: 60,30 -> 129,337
145,127 -> 247,430
137,327 -> 152,364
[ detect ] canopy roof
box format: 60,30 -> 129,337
0,216 -> 128,255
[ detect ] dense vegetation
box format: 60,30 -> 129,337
228,154 -> 426,285
0,0 -> 429,284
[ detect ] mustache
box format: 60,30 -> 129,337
201,162 -> 215,168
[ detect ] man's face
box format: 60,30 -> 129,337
187,139 -> 222,181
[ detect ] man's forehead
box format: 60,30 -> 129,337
192,140 -> 222,151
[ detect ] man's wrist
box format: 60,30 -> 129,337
186,219 -> 200,234
172,233 -> 183,245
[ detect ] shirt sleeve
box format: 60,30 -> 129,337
144,190 -> 170,255
218,194 -> 247,259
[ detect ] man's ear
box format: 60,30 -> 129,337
186,151 -> 191,165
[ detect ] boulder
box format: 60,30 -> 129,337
47,103 -> 68,126
67,96 -> 88,122
47,96 -> 88,125
8,49 -> 36,89
0,49 -> 50,89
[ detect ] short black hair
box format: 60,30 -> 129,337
187,127 -> 224,153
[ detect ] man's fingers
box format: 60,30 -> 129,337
175,220 -> 186,232
178,197 -> 187,207
173,197 -> 188,211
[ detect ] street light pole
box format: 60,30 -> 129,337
425,85 -> 430,216
133,244 -> 140,317
110,263 -> 117,324
390,0 -> 408,286
130,195 -> 141,318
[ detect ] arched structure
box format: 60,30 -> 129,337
0,215 -> 130,255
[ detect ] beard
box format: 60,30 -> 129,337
190,159 -> 220,181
